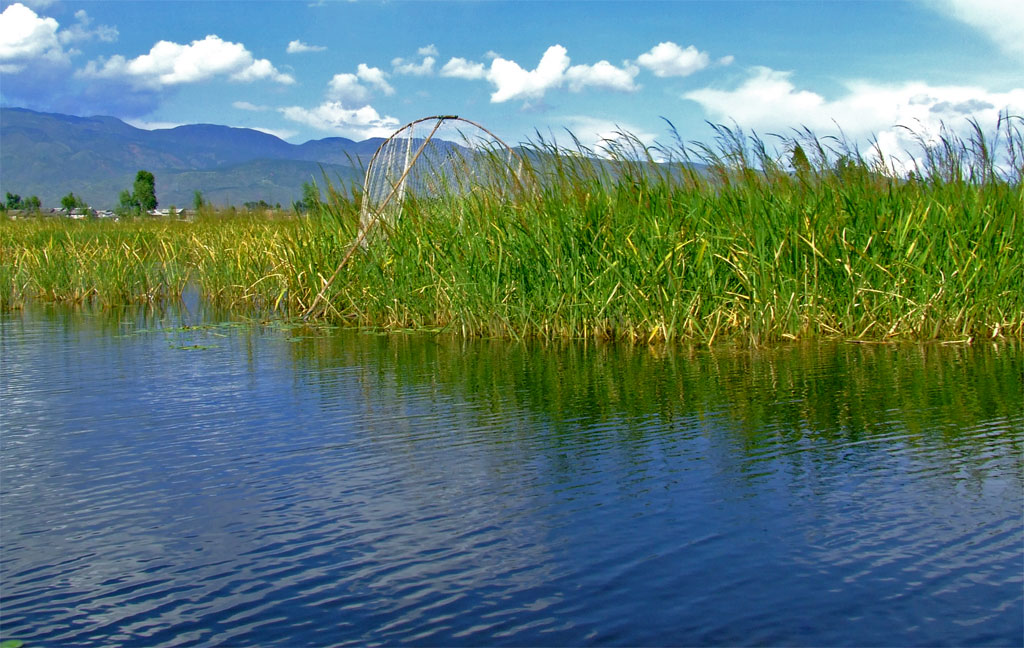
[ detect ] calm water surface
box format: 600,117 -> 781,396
1,303 -> 1021,646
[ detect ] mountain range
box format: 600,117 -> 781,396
0,107 -> 382,209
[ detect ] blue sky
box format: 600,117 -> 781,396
2,0 -> 1022,165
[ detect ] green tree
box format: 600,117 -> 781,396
193,190 -> 205,211
6,192 -> 22,210
117,170 -> 157,216
61,192 -> 86,212
243,199 -> 273,211
133,170 -> 157,211
117,189 -> 142,218
118,189 -> 137,212
295,180 -> 321,214
23,195 -> 41,211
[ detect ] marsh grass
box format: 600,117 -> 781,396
2,117 -> 1021,344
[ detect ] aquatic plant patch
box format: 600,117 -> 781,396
2,118 -> 1021,344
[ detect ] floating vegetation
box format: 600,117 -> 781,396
169,343 -> 218,350
2,116 -> 1021,345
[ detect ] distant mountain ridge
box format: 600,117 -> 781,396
0,107 -> 379,208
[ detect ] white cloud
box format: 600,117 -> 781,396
279,101 -> 400,139
485,45 -> 639,103
392,54 -> 435,76
300,63 -> 401,138
58,9 -> 117,45
636,42 -> 710,78
440,57 -> 487,80
287,39 -> 326,54
685,67 -> 826,128
232,57 -> 290,83
124,118 -> 186,131
327,72 -> 371,104
233,100 -> 270,111
327,64 -> 394,103
683,65 -> 1024,169
926,0 -> 1024,62
250,126 -> 299,141
685,66 -> 1024,132
565,115 -> 660,158
0,2 -> 67,73
389,44 -> 439,76
565,60 -> 639,93
357,63 -> 394,95
79,34 -> 295,88
487,45 -> 570,103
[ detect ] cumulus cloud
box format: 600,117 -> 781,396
440,57 -> 487,80
487,45 -> 569,103
327,72 -> 371,104
392,54 -> 435,76
232,57 -> 290,83
326,63 -> 394,103
684,65 -> 1024,169
279,101 -> 400,139
357,63 -> 394,94
287,62 -> 401,140
484,44 -> 638,104
0,2 -> 67,73
388,44 -> 438,76
287,39 -> 326,54
565,60 -> 639,93
685,67 -> 826,127
685,66 -> 1023,132
58,9 -> 118,45
926,0 -> 1024,62
636,42 -> 710,77
78,34 -> 295,88
0,3 -> 128,113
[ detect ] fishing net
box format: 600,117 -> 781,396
358,115 -> 523,241
303,115 -> 524,318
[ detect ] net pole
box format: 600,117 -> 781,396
302,117 -> 449,320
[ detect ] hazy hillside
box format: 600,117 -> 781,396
0,108 -> 371,208
158,159 -> 363,209
0,108 -> 699,210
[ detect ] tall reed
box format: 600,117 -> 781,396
2,117 -> 1021,345
290,115 -> 1022,343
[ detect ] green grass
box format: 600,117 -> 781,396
2,118 -> 1022,345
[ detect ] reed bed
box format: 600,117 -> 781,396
2,118 -> 1021,345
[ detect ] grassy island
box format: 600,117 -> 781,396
2,120 -> 1022,345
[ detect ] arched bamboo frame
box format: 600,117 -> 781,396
303,115 -> 524,319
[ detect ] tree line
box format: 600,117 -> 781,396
4,169 -> 325,216
3,192 -> 42,212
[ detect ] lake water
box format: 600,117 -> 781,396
1,303 -> 1021,647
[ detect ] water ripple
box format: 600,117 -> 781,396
1,311 -> 1021,646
